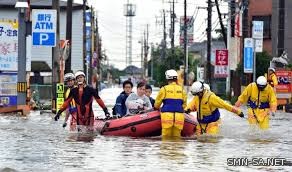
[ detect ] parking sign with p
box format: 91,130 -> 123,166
32,9 -> 56,47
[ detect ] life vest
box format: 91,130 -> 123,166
65,88 -> 77,113
160,83 -> 185,113
197,108 -> 220,124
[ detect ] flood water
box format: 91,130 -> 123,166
0,87 -> 291,172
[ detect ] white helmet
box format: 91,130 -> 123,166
256,76 -> 267,86
165,69 -> 178,80
268,67 -> 275,73
75,71 -> 85,79
64,73 -> 75,82
191,81 -> 204,95
203,83 -> 210,91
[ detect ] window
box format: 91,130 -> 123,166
252,15 -> 271,39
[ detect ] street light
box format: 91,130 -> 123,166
15,1 -> 29,106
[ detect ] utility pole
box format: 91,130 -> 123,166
206,0 -> 212,86
16,0 -> 27,106
51,0 -> 60,113
65,0 -> 72,74
214,0 -> 227,47
161,9 -> 166,59
242,0 -> 249,85
89,6 -> 94,84
183,0 -> 187,85
83,0 -> 87,75
169,0 -> 175,52
144,24 -> 149,78
140,36 -> 144,78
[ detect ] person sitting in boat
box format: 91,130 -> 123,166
125,82 -> 152,115
235,76 -> 277,130
62,73 -> 77,130
185,81 -> 244,136
54,71 -> 110,128
154,69 -> 187,138
112,80 -> 133,117
145,84 -> 155,107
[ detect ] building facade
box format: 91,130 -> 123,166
0,0 -> 84,75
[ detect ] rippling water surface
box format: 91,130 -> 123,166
0,88 -> 291,172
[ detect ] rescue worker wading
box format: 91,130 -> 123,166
154,69 -> 187,138
62,73 -> 77,130
54,71 -> 110,129
235,76 -> 277,130
186,81 -> 244,136
266,67 -> 278,88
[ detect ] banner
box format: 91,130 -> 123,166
0,20 -> 18,71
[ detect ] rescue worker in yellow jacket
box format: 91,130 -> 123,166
185,81 -> 244,136
265,67 -> 278,88
154,69 -> 187,138
235,76 -> 277,130
63,73 -> 77,130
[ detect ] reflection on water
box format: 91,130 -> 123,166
0,89 -> 291,171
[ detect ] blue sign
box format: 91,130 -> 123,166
86,12 -> 91,23
244,47 -> 253,73
32,10 -> 56,47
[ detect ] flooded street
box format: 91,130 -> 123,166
0,88 -> 291,171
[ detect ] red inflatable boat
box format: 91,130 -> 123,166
94,110 -> 196,137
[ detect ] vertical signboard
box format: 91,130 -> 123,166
196,66 -> 204,82
214,49 -> 228,78
56,83 -> 64,113
179,16 -> 194,46
244,38 -> 254,73
252,21 -> 263,52
85,11 -> 91,65
32,9 -> 56,46
0,20 -> 18,71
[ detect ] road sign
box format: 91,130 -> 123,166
252,21 -> 264,39
32,9 -> 56,46
244,38 -> 254,73
56,83 -> 64,114
56,83 -> 64,94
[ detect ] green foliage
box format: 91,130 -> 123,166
255,51 -> 272,77
150,46 -> 200,87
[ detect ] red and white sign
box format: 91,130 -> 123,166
215,50 -> 228,65
275,70 -> 292,93
214,49 -> 228,78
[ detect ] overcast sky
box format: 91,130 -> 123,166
84,0 -> 228,70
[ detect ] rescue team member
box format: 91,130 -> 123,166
55,71 -> 110,128
112,80 -> 133,117
266,67 -> 278,88
235,76 -> 277,130
185,81 -> 244,136
62,73 -> 77,130
154,69 -> 187,138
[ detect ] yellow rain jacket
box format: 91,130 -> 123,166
177,70 -> 184,86
235,82 -> 277,129
266,73 -> 278,88
187,90 -> 242,135
65,88 -> 77,113
154,82 -> 187,133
